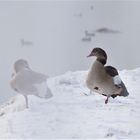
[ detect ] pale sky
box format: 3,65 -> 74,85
0,1 -> 140,104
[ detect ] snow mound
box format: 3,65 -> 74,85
0,69 -> 140,139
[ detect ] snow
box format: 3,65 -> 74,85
0,69 -> 140,139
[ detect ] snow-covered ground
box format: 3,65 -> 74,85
0,68 -> 140,139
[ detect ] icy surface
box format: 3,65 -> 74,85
0,69 -> 140,139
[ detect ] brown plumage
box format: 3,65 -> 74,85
86,48 -> 129,104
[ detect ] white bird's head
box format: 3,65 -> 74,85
14,59 -> 30,73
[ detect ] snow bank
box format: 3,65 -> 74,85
0,69 -> 140,139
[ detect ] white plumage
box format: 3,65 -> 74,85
10,59 -> 53,108
113,75 -> 122,85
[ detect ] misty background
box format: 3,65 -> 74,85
0,1 -> 140,104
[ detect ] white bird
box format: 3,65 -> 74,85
10,59 -> 53,108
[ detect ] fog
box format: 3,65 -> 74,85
0,1 -> 140,104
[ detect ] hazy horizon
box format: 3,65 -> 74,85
0,1 -> 140,104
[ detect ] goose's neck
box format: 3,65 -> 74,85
87,60 -> 106,83
88,57 -> 107,76
96,57 -> 107,65
87,57 -> 107,79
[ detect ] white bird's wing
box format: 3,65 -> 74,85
10,69 -> 47,95
18,69 -> 47,84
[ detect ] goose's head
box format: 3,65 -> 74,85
87,48 -> 107,65
14,59 -> 30,73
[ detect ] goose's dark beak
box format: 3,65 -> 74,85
87,55 -> 91,57
87,53 -> 94,57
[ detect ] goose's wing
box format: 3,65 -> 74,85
119,81 -> 129,97
105,66 -> 122,85
105,66 -> 122,99
105,66 -> 119,77
105,66 -> 129,97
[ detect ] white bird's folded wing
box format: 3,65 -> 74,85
10,70 -> 48,95
17,70 -> 47,84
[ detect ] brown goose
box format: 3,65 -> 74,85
86,48 -> 129,104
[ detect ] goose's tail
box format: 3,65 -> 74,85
120,81 -> 129,97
